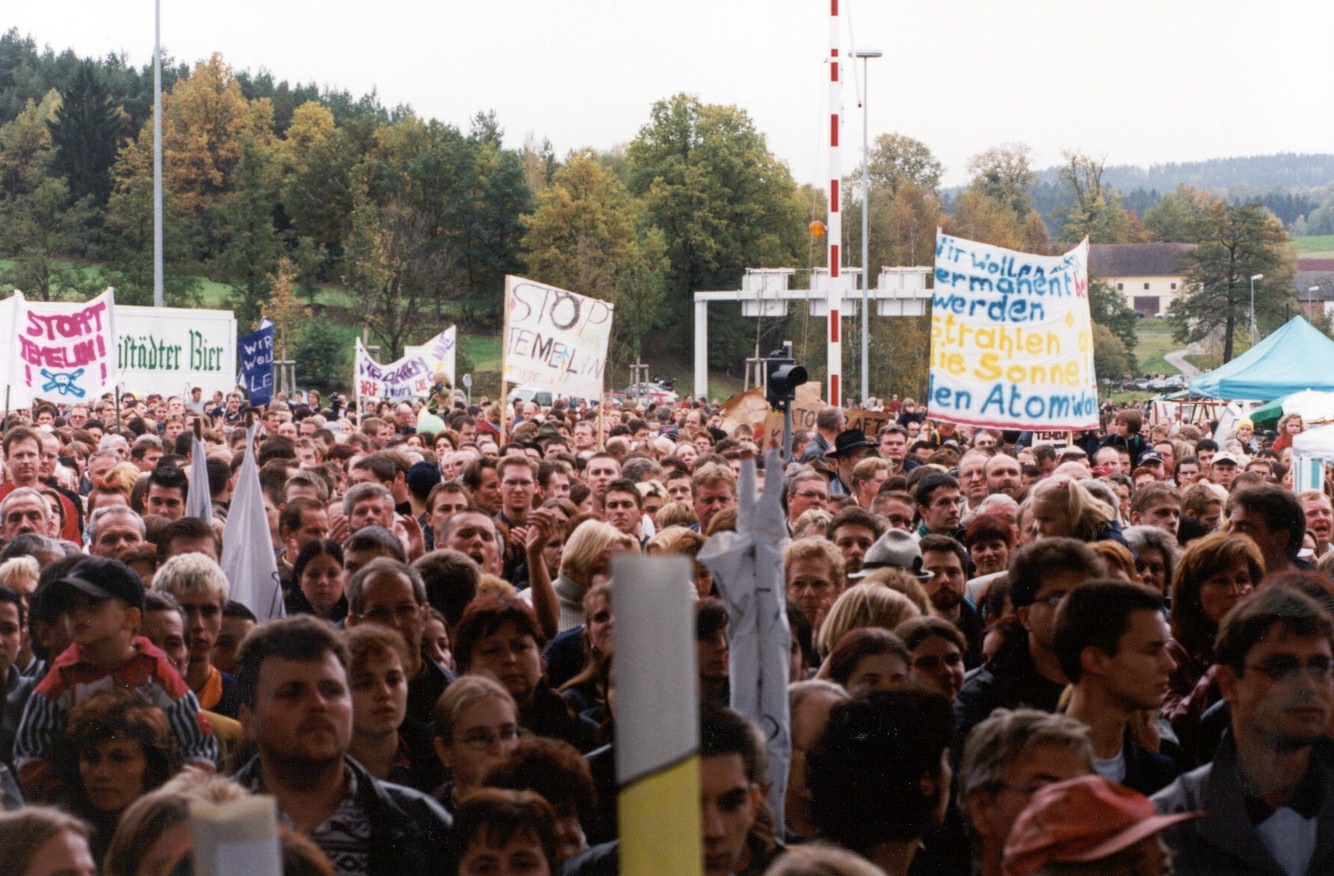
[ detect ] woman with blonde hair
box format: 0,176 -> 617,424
792,509 -> 833,539
849,457 -> 892,509
815,583 -> 920,657
646,526 -> 712,597
432,674 -> 522,809
555,520 -> 638,629
1028,476 -> 1120,543
858,567 -> 933,617
1274,411 -> 1304,452
98,461 -> 143,503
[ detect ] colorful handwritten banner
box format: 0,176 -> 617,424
928,232 -> 1097,430
503,276 -> 612,400
5,289 -> 119,407
354,340 -> 434,402
403,326 -> 457,385
237,318 -> 275,406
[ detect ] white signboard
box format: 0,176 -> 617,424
503,275 -> 612,400
116,304 -> 237,398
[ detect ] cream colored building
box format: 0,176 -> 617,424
1088,243 -> 1195,316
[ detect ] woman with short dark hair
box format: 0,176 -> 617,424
455,595 -> 585,750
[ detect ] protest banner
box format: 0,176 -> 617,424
237,318 -> 275,406
404,326 -> 457,384
354,340 -> 434,402
845,407 -> 892,436
502,276 -> 613,401
5,289 -> 118,408
115,305 -> 237,397
928,231 -> 1098,430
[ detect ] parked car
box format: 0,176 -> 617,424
620,382 -> 679,405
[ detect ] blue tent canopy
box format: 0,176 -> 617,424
1190,316 -> 1334,400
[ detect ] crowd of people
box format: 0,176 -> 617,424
0,385 -> 1330,876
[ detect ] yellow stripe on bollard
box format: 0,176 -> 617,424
619,755 -> 702,876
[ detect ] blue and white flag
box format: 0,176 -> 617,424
237,318 -> 275,407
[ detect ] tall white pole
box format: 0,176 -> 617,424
153,0 -> 164,308
825,0 -> 843,406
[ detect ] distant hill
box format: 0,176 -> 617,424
1033,153 -> 1334,195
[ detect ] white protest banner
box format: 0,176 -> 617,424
503,276 -> 612,400
929,232 -> 1098,430
9,288 -> 118,408
116,305 -> 237,397
354,339 -> 434,402
404,326 -> 457,385
0,294 -> 17,404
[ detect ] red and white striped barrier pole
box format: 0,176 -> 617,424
826,0 -> 843,406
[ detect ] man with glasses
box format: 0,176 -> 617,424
785,469 -> 829,533
1155,585 -> 1334,875
957,539 -> 1102,742
347,558 -> 448,726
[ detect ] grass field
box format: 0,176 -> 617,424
1297,235 -> 1334,258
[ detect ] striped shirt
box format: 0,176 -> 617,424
14,636 -> 218,800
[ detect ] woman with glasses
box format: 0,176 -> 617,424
432,674 -> 522,811
1163,531 -> 1264,758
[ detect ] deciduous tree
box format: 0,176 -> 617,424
627,93 -> 806,371
1056,152 -> 1132,244
1171,202 -> 1296,363
967,144 -> 1036,220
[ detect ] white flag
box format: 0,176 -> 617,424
185,433 -> 212,522
221,424 -> 284,621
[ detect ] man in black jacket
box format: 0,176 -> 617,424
956,539 -> 1103,743
1054,580 -> 1181,796
234,615 -> 451,874
1153,585 -> 1334,875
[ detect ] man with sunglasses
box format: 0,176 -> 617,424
1154,585 -> 1334,875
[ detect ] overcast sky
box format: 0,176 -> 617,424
10,1 -> 1333,188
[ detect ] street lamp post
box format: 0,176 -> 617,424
1249,273 -> 1263,344
1310,285 -> 1321,318
854,49 -> 881,405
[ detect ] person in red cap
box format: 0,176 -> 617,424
1003,775 -> 1198,876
